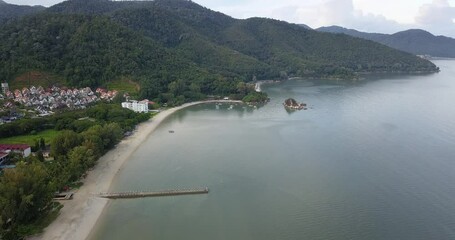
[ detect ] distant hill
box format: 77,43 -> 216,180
317,26 -> 387,41
0,0 -> 45,22
0,0 -> 439,104
299,24 -> 312,30
317,26 -> 455,58
46,0 -> 437,75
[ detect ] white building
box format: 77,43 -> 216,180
1,82 -> 9,95
121,100 -> 149,113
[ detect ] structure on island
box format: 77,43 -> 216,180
283,98 -> 307,110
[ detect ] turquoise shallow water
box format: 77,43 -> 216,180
91,60 -> 455,240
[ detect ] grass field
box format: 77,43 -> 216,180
10,71 -> 67,90
0,129 -> 59,146
106,78 -> 140,96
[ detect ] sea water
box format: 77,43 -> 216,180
91,60 -> 455,240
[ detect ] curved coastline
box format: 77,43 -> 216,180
34,100 -> 241,240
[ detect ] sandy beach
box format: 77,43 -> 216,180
33,100 -> 240,240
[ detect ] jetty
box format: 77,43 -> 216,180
98,187 -> 209,199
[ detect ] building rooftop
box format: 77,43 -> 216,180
0,144 -> 31,151
0,151 -> 8,158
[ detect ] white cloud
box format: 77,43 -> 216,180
353,0 -> 427,24
415,0 -> 455,36
5,0 -> 455,37
6,0 -> 58,6
289,0 -> 408,34
196,0 -> 455,37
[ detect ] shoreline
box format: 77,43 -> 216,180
33,100 -> 241,240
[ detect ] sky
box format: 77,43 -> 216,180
5,0 -> 455,37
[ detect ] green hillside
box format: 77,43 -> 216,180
0,0 -> 45,22
225,19 -> 439,76
0,0 -> 440,104
110,7 -> 272,79
0,14 -> 231,104
318,26 -> 455,58
106,1 -> 437,78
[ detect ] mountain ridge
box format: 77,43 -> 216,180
0,0 -> 439,104
0,0 -> 45,22
317,26 -> 455,58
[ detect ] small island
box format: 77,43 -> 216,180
242,91 -> 270,104
283,98 -> 307,110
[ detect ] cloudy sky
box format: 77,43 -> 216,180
6,0 -> 455,37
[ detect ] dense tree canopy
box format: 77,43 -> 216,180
318,26 -> 455,58
0,160 -> 54,240
0,1 -> 44,23
0,103 -> 147,239
0,1 -> 442,238
0,0 -> 439,105
0,103 -> 150,138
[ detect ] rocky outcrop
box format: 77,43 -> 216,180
283,98 -> 307,110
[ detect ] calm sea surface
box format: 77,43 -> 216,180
91,60 -> 455,240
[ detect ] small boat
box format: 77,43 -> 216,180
168,130 -> 175,133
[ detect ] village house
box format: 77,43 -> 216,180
8,85 -> 109,113
1,85 -> 119,124
0,144 -> 31,158
5,91 -> 13,99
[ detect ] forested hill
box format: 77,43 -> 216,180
318,26 -> 455,58
0,0 -> 439,103
0,1 -> 45,22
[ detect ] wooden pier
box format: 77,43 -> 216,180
98,187 -> 209,199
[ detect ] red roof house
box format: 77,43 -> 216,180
0,144 -> 31,157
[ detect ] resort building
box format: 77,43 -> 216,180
1,82 -> 9,94
121,100 -> 149,113
0,144 -> 31,157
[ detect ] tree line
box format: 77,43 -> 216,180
0,0 -> 439,108
0,103 -> 150,139
0,104 -> 150,239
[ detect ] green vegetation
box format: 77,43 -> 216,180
318,26 -> 455,58
0,160 -> 55,240
0,129 -> 58,146
0,1 -> 44,23
106,78 -> 140,97
242,92 -> 269,103
48,123 -> 123,184
0,0 -> 438,106
0,1 -> 443,238
9,71 -> 66,90
0,103 -> 150,139
0,103 -> 150,239
15,202 -> 62,237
